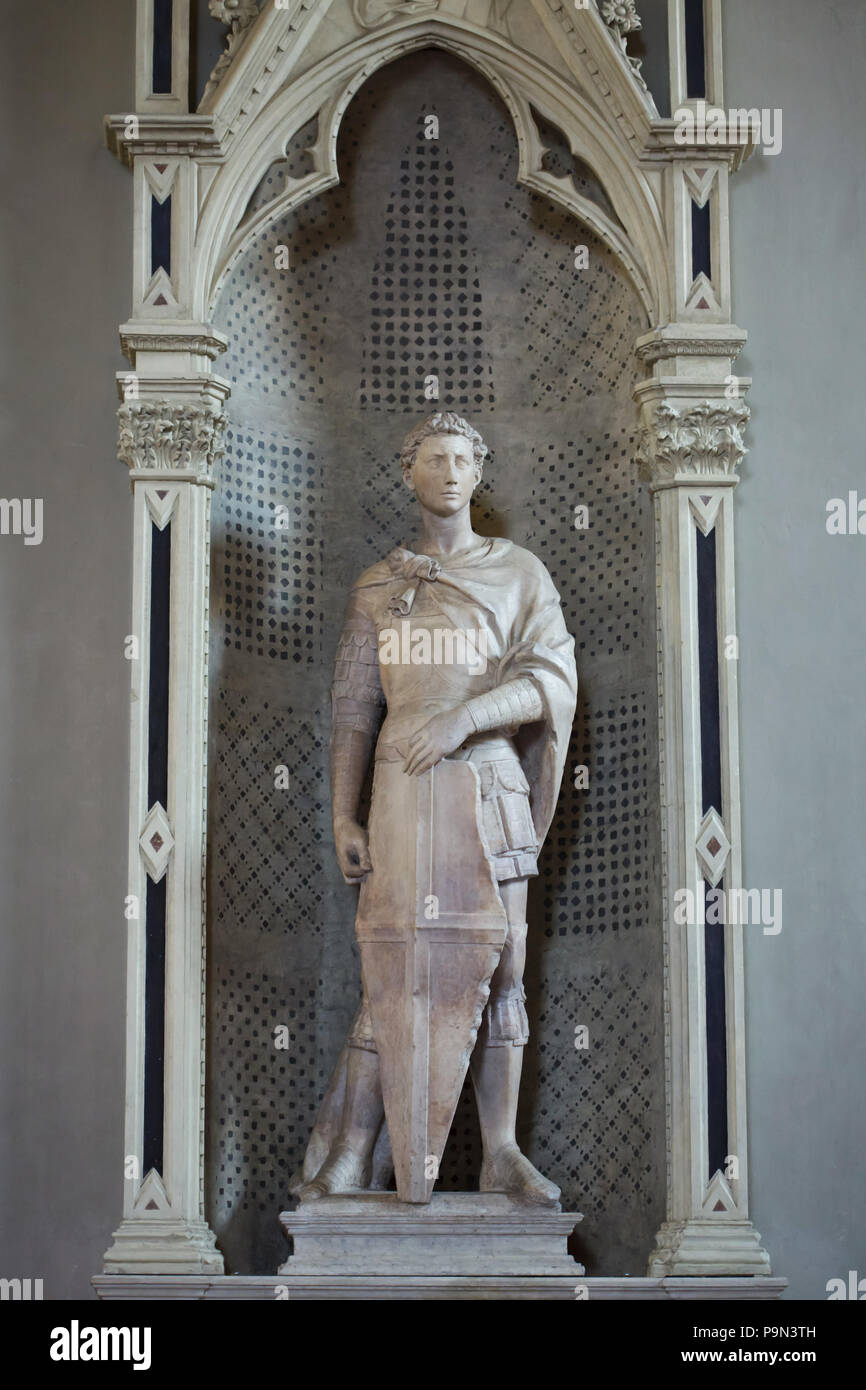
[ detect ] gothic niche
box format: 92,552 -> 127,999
204,50 -> 664,1277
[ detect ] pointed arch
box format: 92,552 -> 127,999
194,17 -> 671,324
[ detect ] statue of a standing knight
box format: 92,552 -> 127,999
291,413 -> 577,1206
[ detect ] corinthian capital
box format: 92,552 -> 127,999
118,403 -> 227,481
637,400 -> 750,490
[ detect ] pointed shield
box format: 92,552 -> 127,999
356,756 -> 507,1203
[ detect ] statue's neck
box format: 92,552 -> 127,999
415,502 -> 477,560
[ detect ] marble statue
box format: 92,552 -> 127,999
291,413 -> 577,1208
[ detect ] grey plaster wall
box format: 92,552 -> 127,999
724,0 -> 866,1302
0,0 -> 862,1302
0,1 -> 134,1300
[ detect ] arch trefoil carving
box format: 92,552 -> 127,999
97,0 -> 782,1298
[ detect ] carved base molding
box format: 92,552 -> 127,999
92,1274 -> 786,1302
102,1217 -> 224,1276
649,1220 -> 773,1279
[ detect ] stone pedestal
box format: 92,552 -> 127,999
277,1193 -> 583,1294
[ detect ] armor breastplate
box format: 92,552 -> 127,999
376,587 -> 498,745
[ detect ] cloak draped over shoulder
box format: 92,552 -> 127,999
352,536 -> 577,849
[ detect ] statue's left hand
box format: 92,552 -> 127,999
404,705 -> 475,776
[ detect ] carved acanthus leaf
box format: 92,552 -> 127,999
637,401 -> 751,486
203,0 -> 261,103
118,404 -> 227,477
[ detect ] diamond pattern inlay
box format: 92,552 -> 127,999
139,803 -> 175,884
696,808 -> 731,888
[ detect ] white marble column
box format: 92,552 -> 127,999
102,0 -> 235,1276
103,378 -> 227,1275
634,351 -> 771,1277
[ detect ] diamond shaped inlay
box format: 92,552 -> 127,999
139,803 -> 174,884
697,808 -> 731,888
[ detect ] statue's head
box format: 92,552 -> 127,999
400,412 -> 487,517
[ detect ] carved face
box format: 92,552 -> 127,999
404,433 -> 480,516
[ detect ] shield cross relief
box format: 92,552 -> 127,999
356,757 -> 507,1202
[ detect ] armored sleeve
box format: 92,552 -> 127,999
331,602 -> 385,737
463,678 -> 544,735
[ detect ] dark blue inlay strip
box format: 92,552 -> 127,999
705,905 -> 729,1178
147,522 -> 171,810
143,520 -> 170,1176
691,199 -> 712,282
143,875 -> 167,1177
696,526 -> 722,817
696,523 -> 728,1178
685,0 -> 707,100
152,0 -> 173,95
151,196 -> 172,278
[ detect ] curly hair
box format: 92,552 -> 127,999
399,412 -> 488,478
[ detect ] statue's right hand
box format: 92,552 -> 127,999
334,818 -> 372,885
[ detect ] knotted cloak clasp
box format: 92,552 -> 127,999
386,547 -> 442,615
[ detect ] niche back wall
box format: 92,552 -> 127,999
205,51 -> 664,1276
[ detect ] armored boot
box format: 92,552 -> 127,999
471,1035 -> 561,1209
297,1045 -> 384,1199
469,927 -> 561,1209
